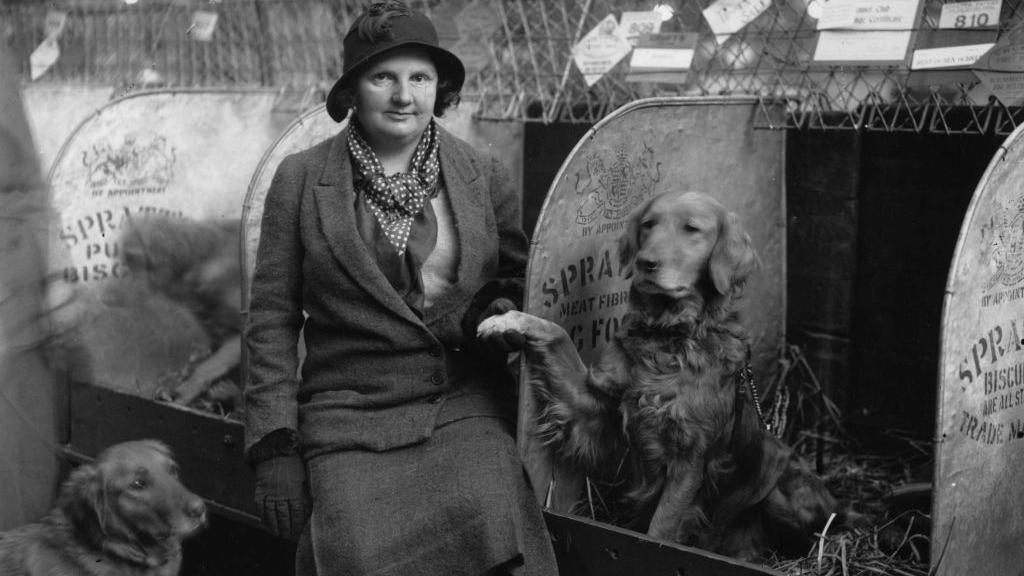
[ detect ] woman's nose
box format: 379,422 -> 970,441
391,81 -> 413,104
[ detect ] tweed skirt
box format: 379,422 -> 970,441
297,415 -> 558,576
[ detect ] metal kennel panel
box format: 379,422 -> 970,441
520,96 -> 786,513
47,88 -> 281,394
933,124 -> 1024,576
47,90 -> 286,523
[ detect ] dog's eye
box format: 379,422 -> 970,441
640,219 -> 656,230
168,463 -> 180,478
129,478 -> 148,491
683,223 -> 700,233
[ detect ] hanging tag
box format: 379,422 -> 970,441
617,11 -> 663,47
939,0 -> 1000,29
30,37 -> 60,81
188,10 -> 218,42
702,0 -> 772,44
626,32 -> 698,84
572,14 -> 632,87
44,9 -> 68,40
972,21 -> 1024,105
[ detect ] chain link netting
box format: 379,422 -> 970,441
3,0 -> 1023,133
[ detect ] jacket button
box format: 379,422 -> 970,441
430,370 -> 445,386
428,393 -> 443,404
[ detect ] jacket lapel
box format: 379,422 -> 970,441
311,128 -> 423,325
423,126 -> 486,324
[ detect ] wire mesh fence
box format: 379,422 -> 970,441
3,0 -> 1024,133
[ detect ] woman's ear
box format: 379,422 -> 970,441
709,211 -> 758,295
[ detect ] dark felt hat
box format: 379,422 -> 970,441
325,6 -> 465,122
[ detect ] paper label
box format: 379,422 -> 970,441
818,0 -> 920,30
912,43 -> 994,68
188,11 -> 218,42
44,10 -> 68,39
617,11 -> 663,46
572,14 -> 632,87
814,30 -> 913,61
972,21 -> 1024,104
939,0 -> 1001,29
630,47 -> 696,69
974,70 -> 1024,105
973,21 -> 1024,71
702,0 -> 772,37
816,0 -> 859,29
30,38 -> 60,81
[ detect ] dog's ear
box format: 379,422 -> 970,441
618,195 -> 658,278
617,223 -> 637,280
59,462 -> 106,538
709,211 -> 759,295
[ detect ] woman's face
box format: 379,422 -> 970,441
353,46 -> 438,150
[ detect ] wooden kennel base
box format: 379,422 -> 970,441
65,383 -> 779,576
66,383 -> 260,527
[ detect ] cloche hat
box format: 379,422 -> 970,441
325,3 -> 466,122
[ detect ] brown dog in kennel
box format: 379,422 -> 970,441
0,440 -> 206,576
479,190 -> 839,561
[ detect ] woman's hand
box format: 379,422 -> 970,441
254,455 -> 311,540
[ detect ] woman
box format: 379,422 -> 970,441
243,2 -> 559,575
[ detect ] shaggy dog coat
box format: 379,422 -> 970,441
480,191 -> 837,560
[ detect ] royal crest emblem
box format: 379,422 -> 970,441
574,143 -> 661,226
82,134 -> 176,191
986,195 -> 1024,290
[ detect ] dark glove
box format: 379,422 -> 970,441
254,455 -> 311,541
475,297 -> 527,354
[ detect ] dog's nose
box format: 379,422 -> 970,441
185,498 -> 207,519
636,255 -> 658,273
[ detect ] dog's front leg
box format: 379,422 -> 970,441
477,310 -> 591,406
648,460 -> 705,543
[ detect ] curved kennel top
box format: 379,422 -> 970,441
934,123 -> 1024,576
48,88 -> 281,289
522,96 -> 786,511
46,89 -> 283,392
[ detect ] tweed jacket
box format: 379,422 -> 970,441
244,125 -> 527,459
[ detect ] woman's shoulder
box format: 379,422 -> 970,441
279,132 -> 343,171
436,125 -> 504,176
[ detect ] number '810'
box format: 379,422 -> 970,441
955,12 -> 990,27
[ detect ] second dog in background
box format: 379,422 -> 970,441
120,216 -> 243,409
480,190 -> 838,560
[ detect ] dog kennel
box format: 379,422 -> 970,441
52,93 -> 788,575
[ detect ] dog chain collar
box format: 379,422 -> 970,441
739,362 -> 771,434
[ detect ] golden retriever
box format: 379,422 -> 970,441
479,191 -> 838,560
119,216 -> 243,410
0,440 -> 207,576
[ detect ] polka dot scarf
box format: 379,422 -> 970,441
348,120 -> 440,256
